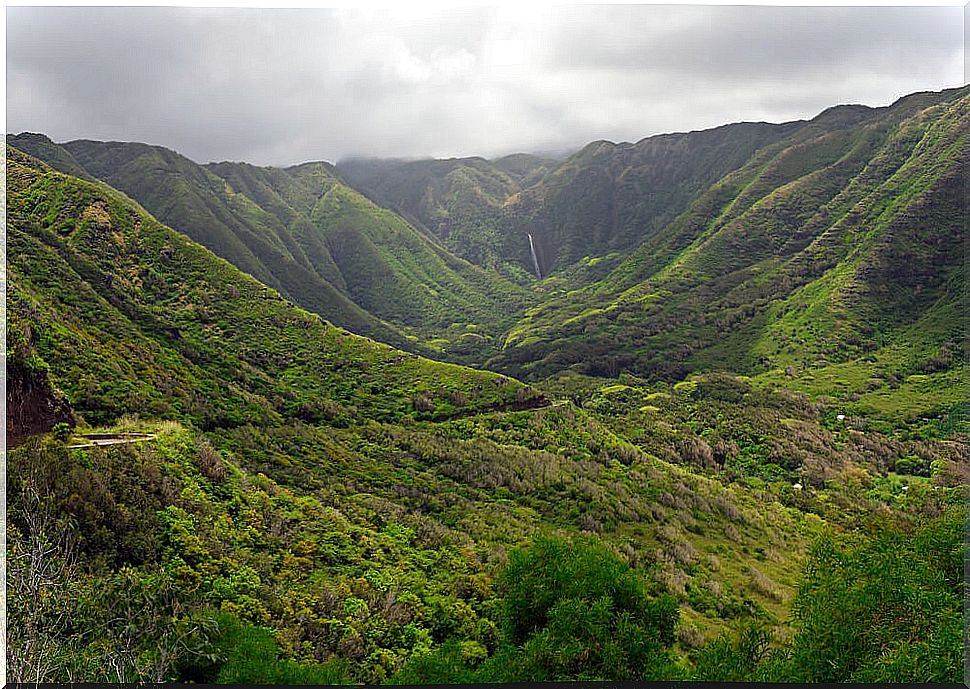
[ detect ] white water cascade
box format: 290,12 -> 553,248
527,233 -> 542,280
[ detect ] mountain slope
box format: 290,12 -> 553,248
5,131 -> 93,180
338,123 -> 803,282
8,134 -> 413,350
498,121 -> 804,278
337,155 -> 555,277
492,85 -> 969,430
7,136 -> 536,359
6,145 -> 543,429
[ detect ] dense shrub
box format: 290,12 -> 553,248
692,508 -> 963,682
396,535 -> 681,683
772,509 -> 962,682
211,614 -> 349,685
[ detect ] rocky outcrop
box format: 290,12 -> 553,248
6,360 -> 74,447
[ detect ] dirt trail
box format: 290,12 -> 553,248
67,432 -> 157,449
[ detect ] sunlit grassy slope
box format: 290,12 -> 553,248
8,135 -> 536,361
492,86 -> 968,435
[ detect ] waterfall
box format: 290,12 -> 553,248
527,233 -> 542,280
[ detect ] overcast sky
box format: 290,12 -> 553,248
6,5 -> 965,166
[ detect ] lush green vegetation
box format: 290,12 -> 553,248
6,146 -> 542,430
337,154 -> 562,281
394,535 -> 680,683
491,85 -> 969,406
8,412 -> 961,683
8,135 -> 536,362
6,84 -> 967,684
692,508 -> 963,682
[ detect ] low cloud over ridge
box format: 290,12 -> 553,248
7,5 -> 964,166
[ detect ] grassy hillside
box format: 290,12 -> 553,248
338,125 -> 804,282
338,126 -> 805,284
5,131 -> 93,180
10,372 -> 962,682
6,85 -> 966,685
338,155 -> 555,278
8,135 -> 536,360
8,134 -> 411,350
6,146 -> 541,429
493,86 -> 969,438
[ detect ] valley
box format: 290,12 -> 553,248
6,83 -> 967,684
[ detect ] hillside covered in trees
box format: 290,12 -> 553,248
6,83 -> 967,684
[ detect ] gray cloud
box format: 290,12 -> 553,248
7,5 -> 964,166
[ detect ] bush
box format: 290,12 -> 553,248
689,509 -> 962,682
52,422 -> 73,442
392,535 -> 682,684
390,640 -> 479,685
766,509 -> 962,682
692,623 -> 772,681
893,454 -> 930,477
213,614 -> 349,685
483,535 -> 680,681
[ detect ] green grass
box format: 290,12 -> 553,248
6,84 -> 967,685
6,146 -> 542,429
9,135 -> 538,362
491,85 -> 969,394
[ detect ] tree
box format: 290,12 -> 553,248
774,512 -> 961,682
6,442 -> 82,682
7,440 -> 220,682
482,535 -> 680,682
690,508 -> 962,682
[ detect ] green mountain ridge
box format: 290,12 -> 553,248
7,134 -> 536,362
11,87 -> 966,430
6,145 -> 543,432
6,84 -> 966,684
491,85 -> 969,433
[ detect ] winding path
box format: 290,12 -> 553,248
67,432 -> 157,449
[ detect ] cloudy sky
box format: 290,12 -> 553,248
6,5 -> 965,166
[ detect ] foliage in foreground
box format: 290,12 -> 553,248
8,426 -> 961,684
692,507 -> 964,682
395,536 -> 680,683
